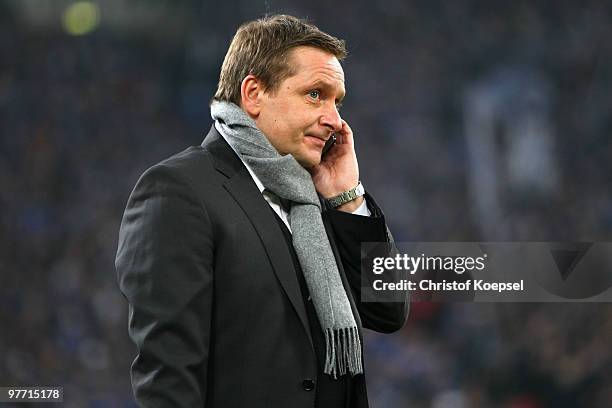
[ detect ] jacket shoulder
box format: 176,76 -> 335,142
137,145 -> 217,191
156,145 -> 214,176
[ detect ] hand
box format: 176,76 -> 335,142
310,119 -> 364,212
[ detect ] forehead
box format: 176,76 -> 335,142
286,46 -> 345,86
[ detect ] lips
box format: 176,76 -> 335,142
304,135 -> 326,148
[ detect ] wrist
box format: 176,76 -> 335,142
319,180 -> 359,199
335,196 -> 365,213
324,181 -> 365,210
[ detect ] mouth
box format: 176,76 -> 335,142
304,135 -> 326,148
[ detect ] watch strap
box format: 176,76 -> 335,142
326,182 -> 365,208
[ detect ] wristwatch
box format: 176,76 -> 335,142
326,182 -> 365,208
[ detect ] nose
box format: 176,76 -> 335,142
320,103 -> 342,133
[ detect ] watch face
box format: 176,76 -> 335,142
356,183 -> 365,195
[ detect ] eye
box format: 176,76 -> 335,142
335,102 -> 343,111
308,90 -> 321,99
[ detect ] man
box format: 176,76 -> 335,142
116,15 -> 409,407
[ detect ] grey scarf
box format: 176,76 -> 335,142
211,100 -> 362,378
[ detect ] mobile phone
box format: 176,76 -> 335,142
322,133 -> 337,157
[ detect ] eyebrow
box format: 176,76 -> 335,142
306,79 -> 346,103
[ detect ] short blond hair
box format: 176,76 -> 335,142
213,15 -> 347,105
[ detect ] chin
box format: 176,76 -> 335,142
295,154 -> 320,169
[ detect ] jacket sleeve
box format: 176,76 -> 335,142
115,164 -> 213,407
324,192 -> 409,333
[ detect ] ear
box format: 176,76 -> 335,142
240,74 -> 264,118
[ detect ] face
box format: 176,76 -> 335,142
253,46 -> 345,168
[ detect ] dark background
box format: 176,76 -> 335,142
1,0 -> 611,406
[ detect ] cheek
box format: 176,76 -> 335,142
279,115 -> 304,140
262,100 -> 310,147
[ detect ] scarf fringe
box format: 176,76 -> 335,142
324,327 -> 363,379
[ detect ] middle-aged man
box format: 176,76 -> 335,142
116,14 -> 409,407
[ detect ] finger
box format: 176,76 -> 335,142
339,119 -> 354,147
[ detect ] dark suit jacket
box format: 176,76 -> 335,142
115,125 -> 409,407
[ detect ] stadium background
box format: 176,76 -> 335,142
1,0 -> 611,406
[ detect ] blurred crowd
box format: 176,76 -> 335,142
1,0 -> 611,406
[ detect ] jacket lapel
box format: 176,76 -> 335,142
201,125 -> 314,349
